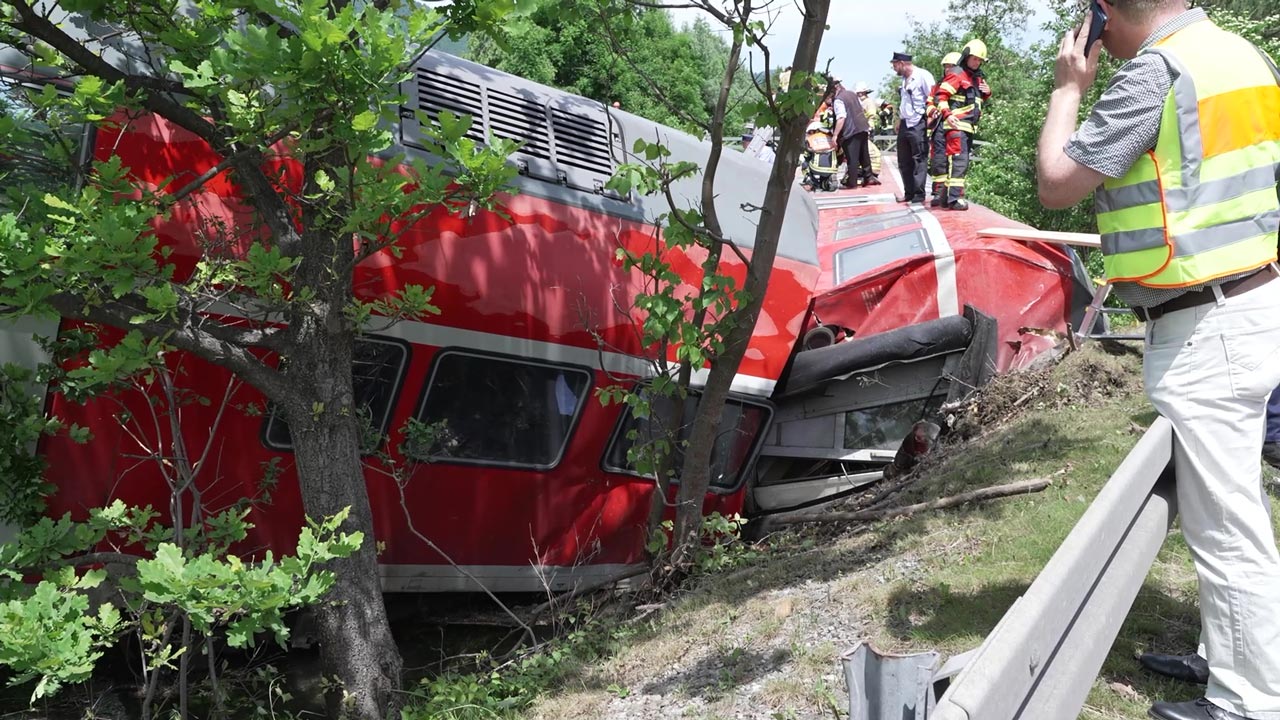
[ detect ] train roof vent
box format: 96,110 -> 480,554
549,99 -> 620,197
405,54 -> 621,197
551,108 -> 611,174
414,67 -> 485,144
487,88 -> 552,160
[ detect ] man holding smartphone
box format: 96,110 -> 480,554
1037,2 -> 1280,720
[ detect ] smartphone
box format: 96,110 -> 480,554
1083,0 -> 1108,57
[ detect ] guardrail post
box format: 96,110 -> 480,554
843,643 -> 939,720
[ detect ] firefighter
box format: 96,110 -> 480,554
877,100 -> 894,131
928,52 -> 962,207
855,82 -> 883,185
933,39 -> 992,210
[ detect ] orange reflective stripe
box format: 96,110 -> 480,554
1199,84 -> 1280,158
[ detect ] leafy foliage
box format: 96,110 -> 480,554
468,1 -> 756,135
0,363 -> 61,525
0,500 -> 359,706
0,568 -> 120,702
0,0 -> 529,712
1196,0 -> 1280,42
646,511 -> 758,574
404,607 -> 641,720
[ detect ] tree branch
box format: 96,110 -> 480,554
45,292 -> 292,403
6,0 -> 306,254
659,179 -> 751,268
164,124 -> 297,206
7,551 -> 142,577
595,4 -> 711,134
767,477 -> 1053,526
6,0 -> 219,143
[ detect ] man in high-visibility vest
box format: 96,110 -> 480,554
1037,2 -> 1280,719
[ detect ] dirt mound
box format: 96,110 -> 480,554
945,342 -> 1143,441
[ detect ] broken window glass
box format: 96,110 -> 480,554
410,352 -> 591,468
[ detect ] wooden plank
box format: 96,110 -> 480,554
978,227 -> 1102,249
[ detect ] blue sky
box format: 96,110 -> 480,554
670,3 -> 1056,101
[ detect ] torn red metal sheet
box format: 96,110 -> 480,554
808,185 -> 1090,373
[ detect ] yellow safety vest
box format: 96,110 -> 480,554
1097,19 -> 1280,287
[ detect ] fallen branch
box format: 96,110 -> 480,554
858,474 -> 917,512
766,477 -> 1052,527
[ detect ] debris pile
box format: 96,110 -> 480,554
944,343 -> 1142,441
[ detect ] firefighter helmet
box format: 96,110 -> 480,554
941,52 -> 962,68
962,39 -> 989,61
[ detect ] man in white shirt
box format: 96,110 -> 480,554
892,51 -> 936,203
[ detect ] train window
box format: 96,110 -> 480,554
0,81 -> 93,204
408,351 -> 591,469
604,392 -> 771,491
262,337 -> 409,452
843,394 -> 946,451
834,228 -> 932,285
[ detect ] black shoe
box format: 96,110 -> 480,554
1263,441 -> 1280,470
909,196 -> 926,204
1149,697 -> 1255,720
950,198 -> 970,211
1139,652 -> 1209,684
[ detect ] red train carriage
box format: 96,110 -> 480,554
0,51 -> 821,590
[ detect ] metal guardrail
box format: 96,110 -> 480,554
929,417 -> 1176,720
844,417 -> 1176,718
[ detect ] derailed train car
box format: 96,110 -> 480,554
751,190 -> 1094,514
0,44 -> 821,590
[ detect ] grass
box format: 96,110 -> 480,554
522,343 -> 1280,720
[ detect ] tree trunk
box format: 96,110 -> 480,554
670,0 -> 832,560
286,333 -> 402,719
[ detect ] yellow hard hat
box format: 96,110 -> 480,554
941,52 -> 962,67
963,39 -> 988,61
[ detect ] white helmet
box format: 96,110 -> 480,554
854,81 -> 870,94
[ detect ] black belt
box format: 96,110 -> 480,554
1133,268 -> 1276,322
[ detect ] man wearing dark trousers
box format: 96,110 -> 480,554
892,51 -> 934,204
830,78 -> 871,189
1267,387 -> 1280,469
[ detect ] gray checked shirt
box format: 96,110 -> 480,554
1065,8 -> 1256,308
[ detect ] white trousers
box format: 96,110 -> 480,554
1144,269 -> 1280,719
